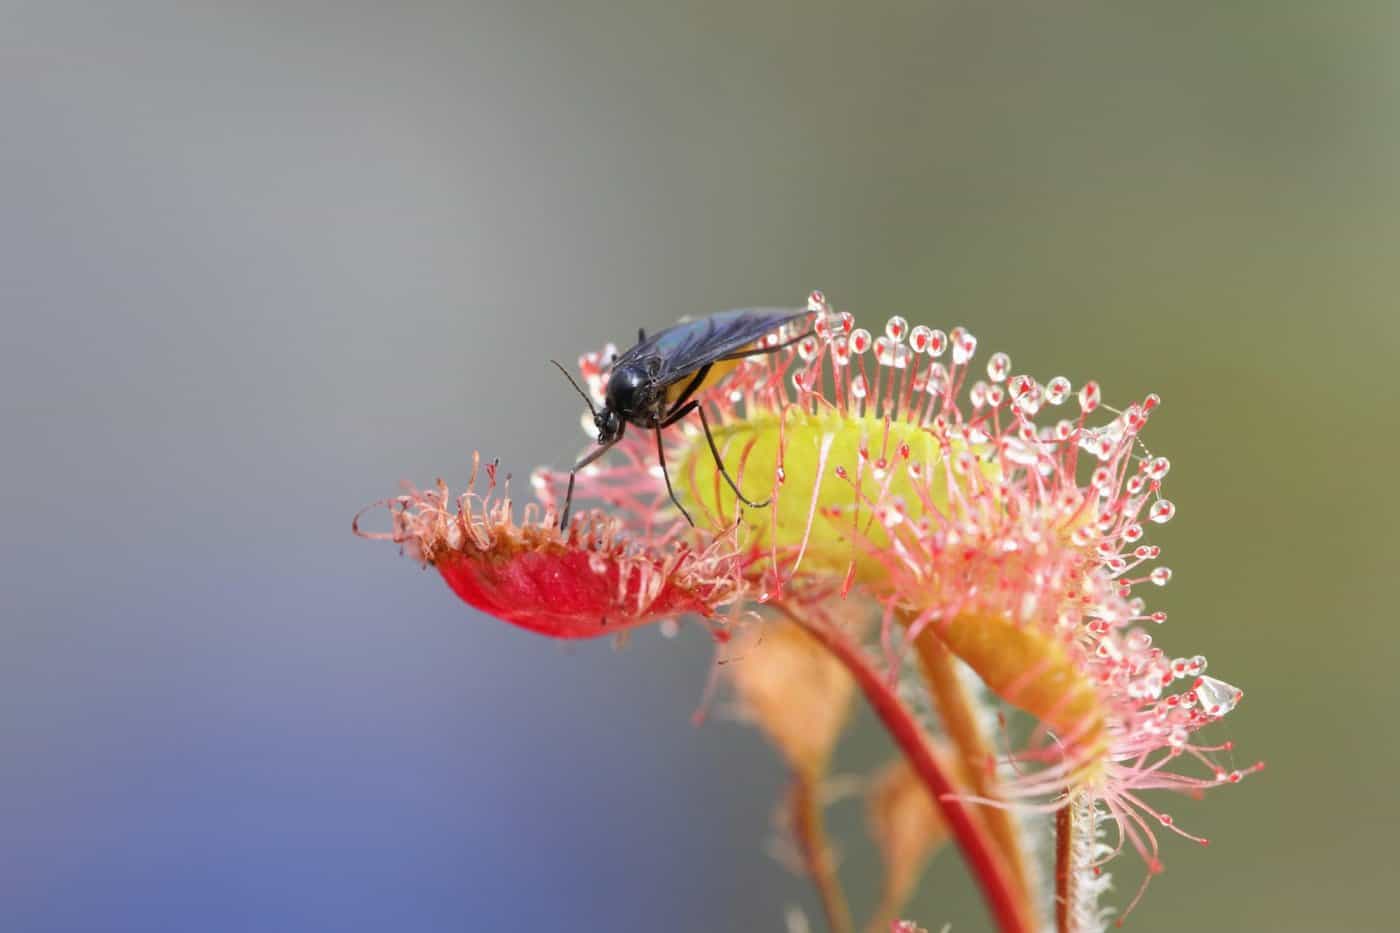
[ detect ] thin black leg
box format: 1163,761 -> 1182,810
559,438 -> 619,531
659,399 -> 699,428
659,400 -> 770,510
655,426 -> 695,527
697,405 -> 770,508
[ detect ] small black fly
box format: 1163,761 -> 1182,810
553,307 -> 812,529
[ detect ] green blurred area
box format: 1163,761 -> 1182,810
576,2 -> 1399,928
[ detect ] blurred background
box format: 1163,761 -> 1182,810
3,2 -> 1396,930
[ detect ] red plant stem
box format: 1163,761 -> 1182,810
784,609 -> 1033,933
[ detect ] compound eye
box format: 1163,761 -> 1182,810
594,409 -> 624,444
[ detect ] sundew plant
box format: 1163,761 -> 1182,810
358,293 -> 1260,933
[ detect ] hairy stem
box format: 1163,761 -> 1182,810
1052,790 -> 1097,930
913,629 -> 1039,926
1055,794 -> 1080,933
780,606 -> 1034,933
790,774 -> 853,933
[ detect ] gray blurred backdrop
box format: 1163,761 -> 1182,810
3,2 -> 1396,931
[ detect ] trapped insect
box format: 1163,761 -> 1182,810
554,307 -> 812,529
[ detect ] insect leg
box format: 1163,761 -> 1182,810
696,404 -> 771,508
559,437 -> 620,531
655,426 -> 696,527
659,400 -> 771,510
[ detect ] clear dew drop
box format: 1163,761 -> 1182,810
927,328 -> 948,358
849,327 -> 872,355
796,335 -> 820,362
1011,376 -> 1042,415
875,335 -> 899,366
1079,380 -> 1101,414
909,324 -> 932,353
952,328 -> 977,365
1046,376 -> 1072,405
1195,675 -> 1238,716
807,290 -> 828,313
850,373 -> 869,399
1149,499 -> 1177,524
885,315 -> 909,342
987,351 -> 1011,383
1150,566 -> 1173,586
1147,457 -> 1171,480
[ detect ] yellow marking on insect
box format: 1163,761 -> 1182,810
662,354 -> 746,408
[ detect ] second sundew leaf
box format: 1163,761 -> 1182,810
932,610 -> 1109,778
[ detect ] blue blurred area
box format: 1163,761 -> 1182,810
3,2 -> 1397,931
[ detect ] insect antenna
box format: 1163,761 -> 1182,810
550,359 -> 598,418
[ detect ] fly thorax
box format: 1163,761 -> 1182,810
605,366 -> 649,419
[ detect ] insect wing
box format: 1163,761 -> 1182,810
636,307 -> 809,382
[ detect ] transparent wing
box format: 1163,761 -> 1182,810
614,307 -> 808,381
